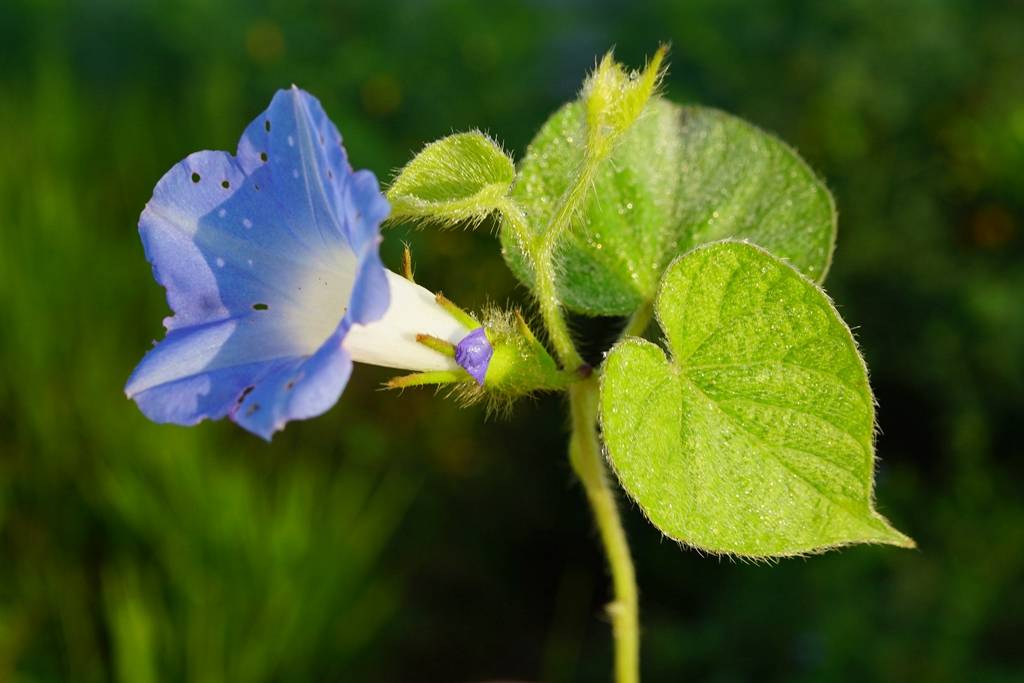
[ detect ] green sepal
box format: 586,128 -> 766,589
386,131 -> 514,228
599,240 -> 913,557
482,310 -> 576,396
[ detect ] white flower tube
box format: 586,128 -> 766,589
344,269 -> 471,372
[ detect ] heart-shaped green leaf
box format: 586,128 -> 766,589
600,241 -> 912,557
501,102 -> 836,317
673,106 -> 836,282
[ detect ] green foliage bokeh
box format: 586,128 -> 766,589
0,0 -> 1022,681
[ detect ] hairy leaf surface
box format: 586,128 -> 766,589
674,106 -> 836,282
600,241 -> 912,557
500,97 -> 685,315
387,131 -> 514,227
501,102 -> 836,317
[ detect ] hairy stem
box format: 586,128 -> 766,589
622,300 -> 653,339
533,258 -> 583,370
501,117 -> 641,682
500,153 -> 601,371
501,199 -> 583,370
531,158 -> 600,370
569,377 -> 639,683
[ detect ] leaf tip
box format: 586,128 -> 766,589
876,521 -> 916,550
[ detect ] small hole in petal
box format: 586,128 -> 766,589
221,180 -> 230,189
264,119 -> 271,132
245,402 -> 260,416
327,170 -> 333,179
254,183 -> 261,191
252,302 -> 269,311
285,380 -> 295,390
191,172 -> 201,183
237,386 -> 255,404
260,152 -> 268,162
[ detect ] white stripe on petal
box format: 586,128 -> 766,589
343,270 -> 470,372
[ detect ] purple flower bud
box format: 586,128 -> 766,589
455,327 -> 493,385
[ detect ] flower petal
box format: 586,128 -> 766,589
232,328 -> 354,440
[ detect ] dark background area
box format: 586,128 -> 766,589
1,0 -> 1022,680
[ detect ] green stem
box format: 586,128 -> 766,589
533,257 -> 582,370
569,377 -> 639,683
499,156 -> 600,371
531,157 -> 601,370
501,200 -> 582,369
500,122 -> 640,683
622,300 -> 653,339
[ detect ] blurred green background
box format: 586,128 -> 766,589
1,0 -> 1022,680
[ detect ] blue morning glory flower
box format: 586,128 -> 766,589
125,87 -> 474,439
